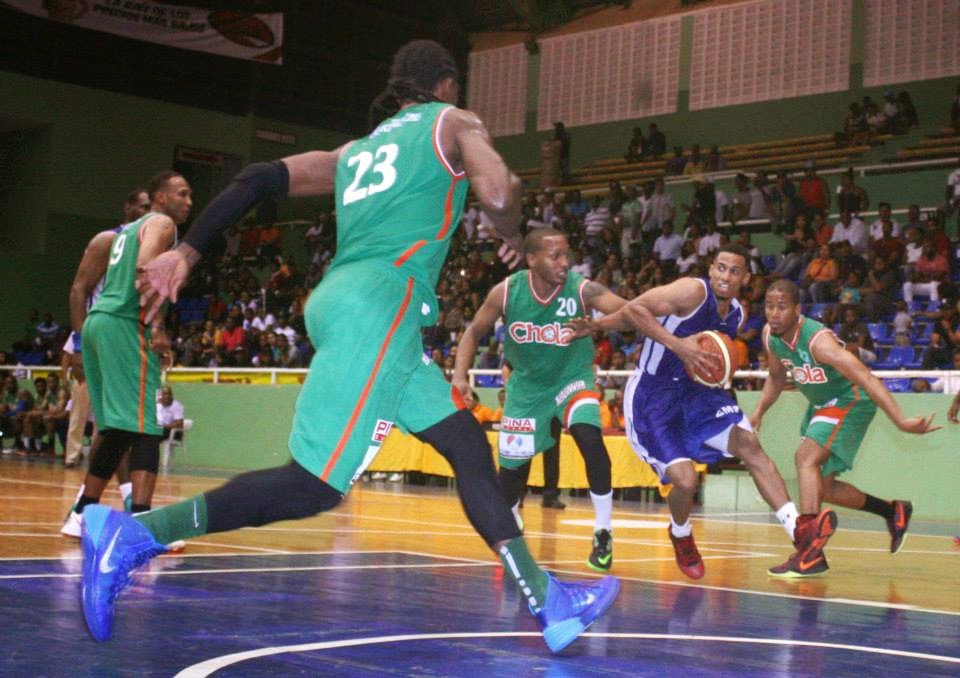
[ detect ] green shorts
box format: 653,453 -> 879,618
82,311 -> 162,435
800,395 -> 877,477
497,377 -> 600,469
289,264 -> 464,493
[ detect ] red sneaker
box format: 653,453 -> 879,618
668,526 -> 705,579
886,500 -> 912,554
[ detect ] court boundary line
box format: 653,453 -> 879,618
172,631 -> 960,677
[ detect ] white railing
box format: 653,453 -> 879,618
3,364 -> 957,387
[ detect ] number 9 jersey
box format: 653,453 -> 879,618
332,101 -> 469,327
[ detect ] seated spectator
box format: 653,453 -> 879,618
676,241 -> 699,275
216,317 -> 246,353
0,373 -> 19,443
868,201 -> 901,240
15,377 -> 58,454
696,220 -> 721,259
922,331 -> 953,369
683,144 -> 705,176
837,270 -> 862,308
801,244 -> 839,303
870,221 -> 906,269
925,215 -> 952,258
703,144 -> 726,172
830,210 -> 869,257
747,173 -> 771,221
652,221 -> 684,273
624,126 -> 646,162
477,339 -> 502,370
584,196 -> 612,244
275,333 -> 302,367
892,300 -> 912,336
642,177 -> 675,236
40,374 -> 69,452
864,101 -> 888,136
903,241 -> 949,302
646,122 -> 666,158
156,386 -> 185,441
36,313 -> 61,346
837,307 -> 876,364
860,256 -> 898,321
839,102 -> 868,146
835,169 -> 869,215
665,146 -> 687,176
910,378 -> 931,393
11,388 -> 36,454
931,349 -> 960,393
598,351 -> 629,390
798,163 -> 830,219
770,239 -> 806,281
565,189 -> 590,220
606,388 -> 625,431
767,170 -> 797,232
251,306 -> 277,333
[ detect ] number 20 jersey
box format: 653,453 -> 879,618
332,102 -> 469,324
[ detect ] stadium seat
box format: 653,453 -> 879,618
761,255 -> 778,272
874,345 -> 915,370
809,303 -> 828,320
883,378 -> 912,393
867,323 -> 892,344
912,324 -> 933,346
475,375 -> 503,388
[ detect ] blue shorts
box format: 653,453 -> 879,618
624,373 -> 750,482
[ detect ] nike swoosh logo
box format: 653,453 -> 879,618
597,554 -> 612,566
99,530 -> 121,574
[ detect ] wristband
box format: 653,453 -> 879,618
71,331 -> 82,353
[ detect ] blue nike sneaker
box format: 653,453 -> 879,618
533,573 -> 620,653
81,505 -> 167,641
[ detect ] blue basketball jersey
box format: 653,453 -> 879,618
634,278 -> 743,386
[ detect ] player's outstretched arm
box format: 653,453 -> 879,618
750,326 -> 787,431
452,281 -> 506,398
582,280 -> 629,316
812,331 -> 942,434
139,146 -> 348,322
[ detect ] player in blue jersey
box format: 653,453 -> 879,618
571,244 -> 826,579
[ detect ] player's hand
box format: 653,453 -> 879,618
748,411 -> 762,432
70,352 -> 85,384
137,249 -> 192,323
896,411 -> 942,434
451,375 -> 471,401
674,335 -> 720,378
565,316 -> 598,339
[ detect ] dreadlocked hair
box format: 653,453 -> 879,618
367,39 -> 458,132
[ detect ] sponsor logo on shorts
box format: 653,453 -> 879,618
554,380 -> 587,406
499,431 -> 535,459
372,420 -> 394,443
501,416 -> 536,433
715,405 -> 741,419
508,321 -> 575,346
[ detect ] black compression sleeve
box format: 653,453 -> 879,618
183,160 -> 290,254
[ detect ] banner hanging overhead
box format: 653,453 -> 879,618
2,0 -> 283,64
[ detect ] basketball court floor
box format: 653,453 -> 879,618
2,459 -> 958,676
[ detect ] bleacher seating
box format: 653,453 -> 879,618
895,128 -> 960,162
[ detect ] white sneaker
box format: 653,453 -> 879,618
166,540 -> 187,552
387,472 -> 403,482
371,472 -> 387,480
60,510 -> 83,538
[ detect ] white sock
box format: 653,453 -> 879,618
22,436 -> 30,448
590,490 -> 613,532
119,482 -> 133,501
670,518 -> 692,538
776,502 -> 799,540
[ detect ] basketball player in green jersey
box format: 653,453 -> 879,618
751,279 -> 941,577
67,172 -> 190,529
80,41 -> 618,652
453,228 -> 626,572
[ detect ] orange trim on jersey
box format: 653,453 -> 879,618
435,178 -> 459,240
563,390 -> 601,428
432,107 -> 465,178
394,240 -> 428,267
807,327 -> 834,361
785,316 -> 805,351
528,270 -> 562,306
137,313 -> 149,432
320,277 -> 415,482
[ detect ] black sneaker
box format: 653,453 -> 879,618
887,500 -> 913,554
587,529 -> 613,572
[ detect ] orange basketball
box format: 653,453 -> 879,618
686,331 -> 739,388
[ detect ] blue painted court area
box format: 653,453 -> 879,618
3,551 -> 959,676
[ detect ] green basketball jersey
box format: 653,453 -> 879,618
502,269 -> 595,390
330,102 -> 469,324
91,213 -> 175,321
766,316 -> 869,407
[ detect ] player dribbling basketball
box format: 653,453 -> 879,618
570,244 -> 818,579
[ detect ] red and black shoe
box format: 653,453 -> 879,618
886,500 -> 913,554
668,526 -> 705,579
768,509 -> 837,578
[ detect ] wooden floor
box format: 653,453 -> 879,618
2,456 -> 959,676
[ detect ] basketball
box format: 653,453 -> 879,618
686,330 -> 738,388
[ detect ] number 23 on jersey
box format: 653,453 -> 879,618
342,144 -> 399,206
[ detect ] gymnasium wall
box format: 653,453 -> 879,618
169,383 -> 959,521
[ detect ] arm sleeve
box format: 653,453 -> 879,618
183,160 -> 290,254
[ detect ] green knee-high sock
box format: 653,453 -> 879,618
498,537 -> 550,612
134,495 -> 208,545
